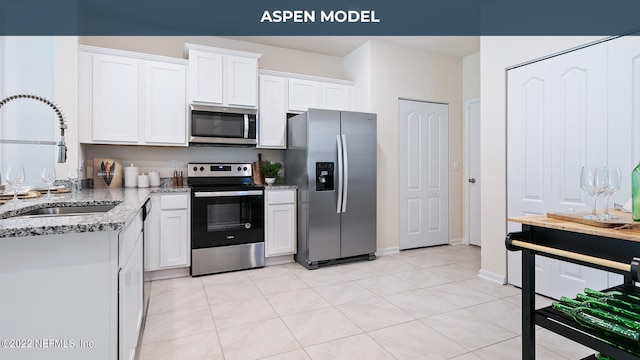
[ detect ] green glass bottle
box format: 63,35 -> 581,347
552,302 -> 640,341
561,296 -> 640,325
578,293 -> 640,317
595,351 -> 614,359
633,162 -> 640,221
585,288 -> 640,304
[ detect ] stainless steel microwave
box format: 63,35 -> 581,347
189,104 -> 257,146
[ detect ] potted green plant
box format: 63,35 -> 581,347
260,160 -> 283,185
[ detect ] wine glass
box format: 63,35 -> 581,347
602,166 -> 622,219
580,166 -> 608,220
67,168 -> 79,192
5,166 -> 25,204
41,167 -> 56,198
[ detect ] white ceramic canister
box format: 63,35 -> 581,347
148,171 -> 161,187
124,164 -> 139,188
137,174 -> 149,188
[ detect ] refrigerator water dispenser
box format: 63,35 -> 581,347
315,162 -> 334,191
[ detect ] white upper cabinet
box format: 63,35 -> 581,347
188,50 -> 223,104
79,46 -> 188,146
321,82 -> 353,111
288,78 -> 320,112
89,53 -> 140,143
258,75 -> 288,148
226,55 -> 259,107
185,44 -> 261,108
287,77 -> 354,113
143,60 -> 187,145
258,70 -> 356,149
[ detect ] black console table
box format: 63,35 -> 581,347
506,214 -> 640,360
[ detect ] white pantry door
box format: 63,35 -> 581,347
398,99 -> 449,250
466,99 -> 481,246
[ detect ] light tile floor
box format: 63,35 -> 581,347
139,245 -> 596,360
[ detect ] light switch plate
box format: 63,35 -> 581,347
453,161 -> 459,170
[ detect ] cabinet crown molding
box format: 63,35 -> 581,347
79,45 -> 187,65
259,69 -> 354,86
183,43 -> 262,60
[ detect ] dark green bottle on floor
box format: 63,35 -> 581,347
633,162 -> 640,220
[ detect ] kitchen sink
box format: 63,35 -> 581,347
8,204 -> 117,219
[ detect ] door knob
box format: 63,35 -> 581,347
469,178 -> 476,183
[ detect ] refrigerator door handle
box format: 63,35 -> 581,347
336,134 -> 344,213
341,134 -> 348,213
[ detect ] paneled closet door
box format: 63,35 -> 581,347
507,41 -> 611,294
507,58 -> 554,291
549,42 -> 608,213
608,36 -> 640,204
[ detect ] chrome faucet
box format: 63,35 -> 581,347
0,94 -> 67,163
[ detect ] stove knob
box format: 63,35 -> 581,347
200,166 -> 204,171
193,166 -> 198,171
237,166 -> 242,171
243,166 -> 248,171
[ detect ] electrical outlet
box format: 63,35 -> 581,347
453,161 -> 459,170
171,160 -> 179,169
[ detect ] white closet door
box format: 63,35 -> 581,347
608,36 -> 640,204
549,42 -> 608,212
507,41 -> 611,295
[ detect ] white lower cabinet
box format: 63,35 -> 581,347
265,189 -> 297,257
119,209 -> 143,360
147,193 -> 191,271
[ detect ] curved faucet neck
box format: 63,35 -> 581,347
0,94 -> 68,163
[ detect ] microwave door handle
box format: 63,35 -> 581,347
244,114 -> 249,139
336,135 -> 344,213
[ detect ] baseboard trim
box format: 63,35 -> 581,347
146,267 -> 190,281
478,268 -> 506,285
265,255 -> 295,266
376,247 -> 400,256
449,238 -> 465,246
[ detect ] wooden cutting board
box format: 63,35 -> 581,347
252,153 -> 265,185
0,190 -> 41,204
546,210 -> 635,228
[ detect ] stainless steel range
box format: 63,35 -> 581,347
188,163 -> 264,276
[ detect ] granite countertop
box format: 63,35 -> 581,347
0,186 -> 190,238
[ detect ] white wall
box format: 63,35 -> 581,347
343,41 -> 372,112
463,52 -> 480,102
345,39 -> 463,253
479,36 -> 605,282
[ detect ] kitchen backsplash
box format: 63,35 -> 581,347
81,144 -> 284,180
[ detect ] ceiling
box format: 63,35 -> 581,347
220,36 -> 480,58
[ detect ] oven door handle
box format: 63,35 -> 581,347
194,190 -> 263,198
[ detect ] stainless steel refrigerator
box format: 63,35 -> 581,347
285,109 -> 377,269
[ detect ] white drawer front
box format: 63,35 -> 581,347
160,193 -> 189,210
267,190 -> 295,205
